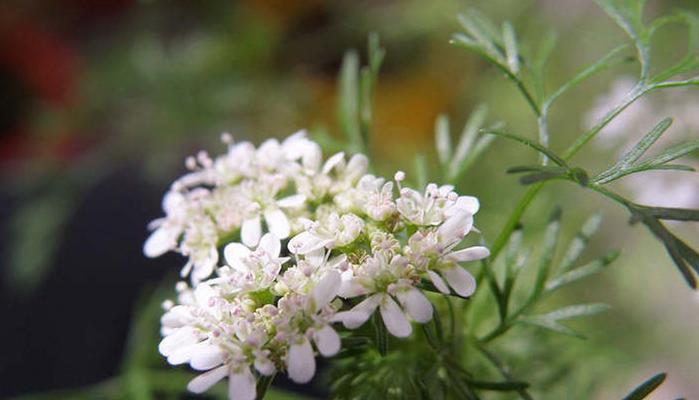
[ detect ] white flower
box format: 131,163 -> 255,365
277,270 -> 343,383
288,213 -> 365,254
144,191 -> 189,258
334,253 -> 433,337
180,214 -> 220,283
406,212 -> 489,297
239,176 -> 306,247
210,233 -> 289,293
349,174 -> 397,221
397,183 -> 479,226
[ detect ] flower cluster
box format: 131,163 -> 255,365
145,131 -> 489,400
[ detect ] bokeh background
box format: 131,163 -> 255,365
1,0 -> 697,399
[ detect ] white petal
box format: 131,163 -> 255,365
313,325 -> 341,357
241,216 -> 261,247
396,288 -> 433,323
161,305 -> 191,328
287,338 -> 316,383
143,226 -> 179,257
229,367 -> 256,400
224,243 -> 251,271
277,194 -> 306,209
258,233 -> 281,258
162,191 -> 185,213
332,294 -> 380,329
441,266 -> 477,297
446,246 -> 490,262
288,231 -> 329,254
305,247 -> 326,268
255,357 -> 276,376
322,152 -> 345,174
187,365 -> 228,394
264,209 -> 290,239
190,343 -> 225,371
159,327 -> 199,357
427,271 -> 450,294
438,185 -> 455,197
346,154 -> 368,179
311,270 -> 341,310
379,296 -> 412,338
167,343 -> 197,365
194,283 -> 216,307
302,142 -> 323,171
438,212 -> 473,243
449,195 -> 480,216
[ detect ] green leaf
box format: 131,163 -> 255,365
338,50 -> 362,151
633,140 -> 699,169
518,171 -> 568,185
595,117 -> 673,183
502,22 -> 520,74
520,303 -> 610,336
633,208 -> 697,288
518,316 -> 582,338
622,372 -> 666,400
531,207 -> 562,298
595,0 -> 650,80
467,379 -> 529,391
414,153 -> 428,189
484,129 -> 568,167
534,303 -> 611,320
435,114 -> 452,167
449,105 -> 488,180
559,212 -> 604,273
640,206 -> 699,222
544,44 -> 630,109
507,165 -> 569,174
546,250 -> 619,292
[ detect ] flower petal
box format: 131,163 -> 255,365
427,271 -> 450,294
159,327 -> 200,357
258,233 -> 281,258
264,209 -> 290,239
446,246 -> 490,262
287,337 -> 316,384
144,226 -> 179,257
224,243 -> 251,271
229,366 -> 256,400
311,270 -> 341,310
396,287 -> 433,323
322,152 -> 345,174
332,294 -> 380,329
288,231 -> 329,254
313,325 -> 341,357
438,211 -> 473,243
441,266 -> 476,297
380,296 -> 412,338
187,365 -> 228,394
241,216 -> 261,247
190,342 -> 225,371
277,194 -> 306,209
254,357 -> 276,376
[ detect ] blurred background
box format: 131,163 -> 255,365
0,0 -> 697,398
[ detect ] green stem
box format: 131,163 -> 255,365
474,343 -> 535,400
489,183 -> 544,260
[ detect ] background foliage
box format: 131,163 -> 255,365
1,0 -> 698,399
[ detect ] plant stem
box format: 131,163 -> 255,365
474,343 -> 535,400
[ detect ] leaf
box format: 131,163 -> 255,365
502,22 -> 520,74
520,303 -> 610,337
518,316 -> 582,338
546,250 -> 619,292
435,114 -> 452,167
507,165 -> 569,174
531,207 -> 562,297
633,140 -> 699,169
595,118 -> 673,183
484,129 -> 568,167
414,154 -> 428,189
544,44 -> 630,109
633,208 -> 697,288
640,206 -> 699,222
337,50 -> 362,151
558,212 -> 604,273
449,105 -> 489,180
467,379 -> 529,391
622,372 -> 666,400
595,0 -> 650,79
